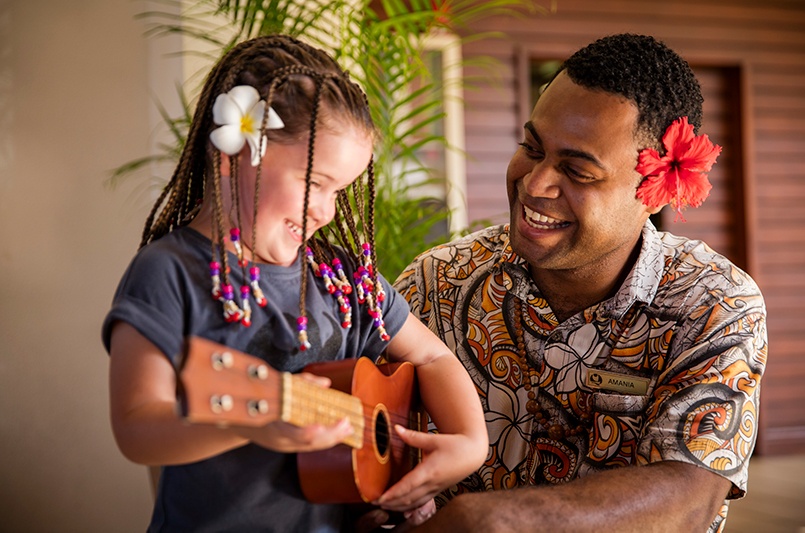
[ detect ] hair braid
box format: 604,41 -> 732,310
364,158 -> 381,299
298,68 -> 325,320
211,151 -> 231,288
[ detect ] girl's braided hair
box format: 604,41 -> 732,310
140,34 -> 383,342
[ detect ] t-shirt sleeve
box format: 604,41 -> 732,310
358,271 -> 410,361
101,245 -> 191,364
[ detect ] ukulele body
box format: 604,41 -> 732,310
298,357 -> 423,503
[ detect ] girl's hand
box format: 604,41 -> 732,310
372,425 -> 483,512
233,372 -> 355,453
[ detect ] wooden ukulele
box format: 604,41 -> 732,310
177,336 -> 425,504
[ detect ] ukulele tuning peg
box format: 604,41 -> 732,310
211,350 -> 235,370
247,399 -> 270,416
210,394 -> 234,414
247,364 -> 269,380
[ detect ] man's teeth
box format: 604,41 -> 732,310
523,205 -> 566,228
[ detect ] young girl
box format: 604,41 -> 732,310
102,35 -> 487,531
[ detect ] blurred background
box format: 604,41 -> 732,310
0,1 -> 802,531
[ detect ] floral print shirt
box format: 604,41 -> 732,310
394,223 -> 767,533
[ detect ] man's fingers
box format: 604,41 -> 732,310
403,499 -> 437,526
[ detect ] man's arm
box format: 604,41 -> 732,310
415,461 -> 731,532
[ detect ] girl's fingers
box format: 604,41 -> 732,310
296,372 -> 331,388
393,424 -> 437,451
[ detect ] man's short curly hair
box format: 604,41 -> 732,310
560,33 -> 703,149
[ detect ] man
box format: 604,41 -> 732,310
394,33 -> 766,532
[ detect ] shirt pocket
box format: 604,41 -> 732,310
586,392 -> 651,466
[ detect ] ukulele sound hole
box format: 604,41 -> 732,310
374,408 -> 390,458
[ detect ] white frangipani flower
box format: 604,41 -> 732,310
209,85 -> 284,167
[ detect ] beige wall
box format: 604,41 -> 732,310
0,1 -> 183,530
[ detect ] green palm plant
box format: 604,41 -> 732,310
116,0 -> 548,279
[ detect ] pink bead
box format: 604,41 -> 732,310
297,316 -> 308,325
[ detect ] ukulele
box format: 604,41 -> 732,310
177,335 -> 425,504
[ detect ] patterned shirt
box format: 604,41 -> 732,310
394,223 -> 767,532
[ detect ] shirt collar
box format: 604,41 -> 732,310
496,221 -> 664,321
497,225 -> 528,289
599,220 -> 664,320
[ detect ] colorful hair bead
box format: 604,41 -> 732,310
230,227 -> 247,267
249,266 -> 267,307
305,247 -> 320,275
320,263 -> 337,294
306,249 -> 353,330
210,261 -> 222,300
353,267 -> 367,304
331,258 -> 352,295
334,287 -> 352,329
297,315 -> 311,351
221,284 -> 244,323
240,284 -> 252,327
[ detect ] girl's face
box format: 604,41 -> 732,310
226,123 -> 374,267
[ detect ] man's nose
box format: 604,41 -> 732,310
522,161 -> 562,199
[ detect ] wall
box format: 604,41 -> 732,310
461,0 -> 805,455
0,1 -> 181,530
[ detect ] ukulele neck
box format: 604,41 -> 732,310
282,373 -> 365,449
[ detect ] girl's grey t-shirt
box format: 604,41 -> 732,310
102,227 -> 409,532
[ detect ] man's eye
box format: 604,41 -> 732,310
564,166 -> 595,182
518,142 -> 543,158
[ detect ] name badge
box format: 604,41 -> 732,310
586,369 -> 650,395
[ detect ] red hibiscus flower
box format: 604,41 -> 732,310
430,0 -> 452,26
635,116 -> 722,222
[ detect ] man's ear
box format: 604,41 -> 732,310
646,203 -> 664,216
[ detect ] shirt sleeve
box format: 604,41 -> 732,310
101,244 -> 192,363
358,271 -> 411,360
392,257 -> 425,318
637,291 -> 767,499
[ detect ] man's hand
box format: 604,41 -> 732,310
354,500 -> 437,533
